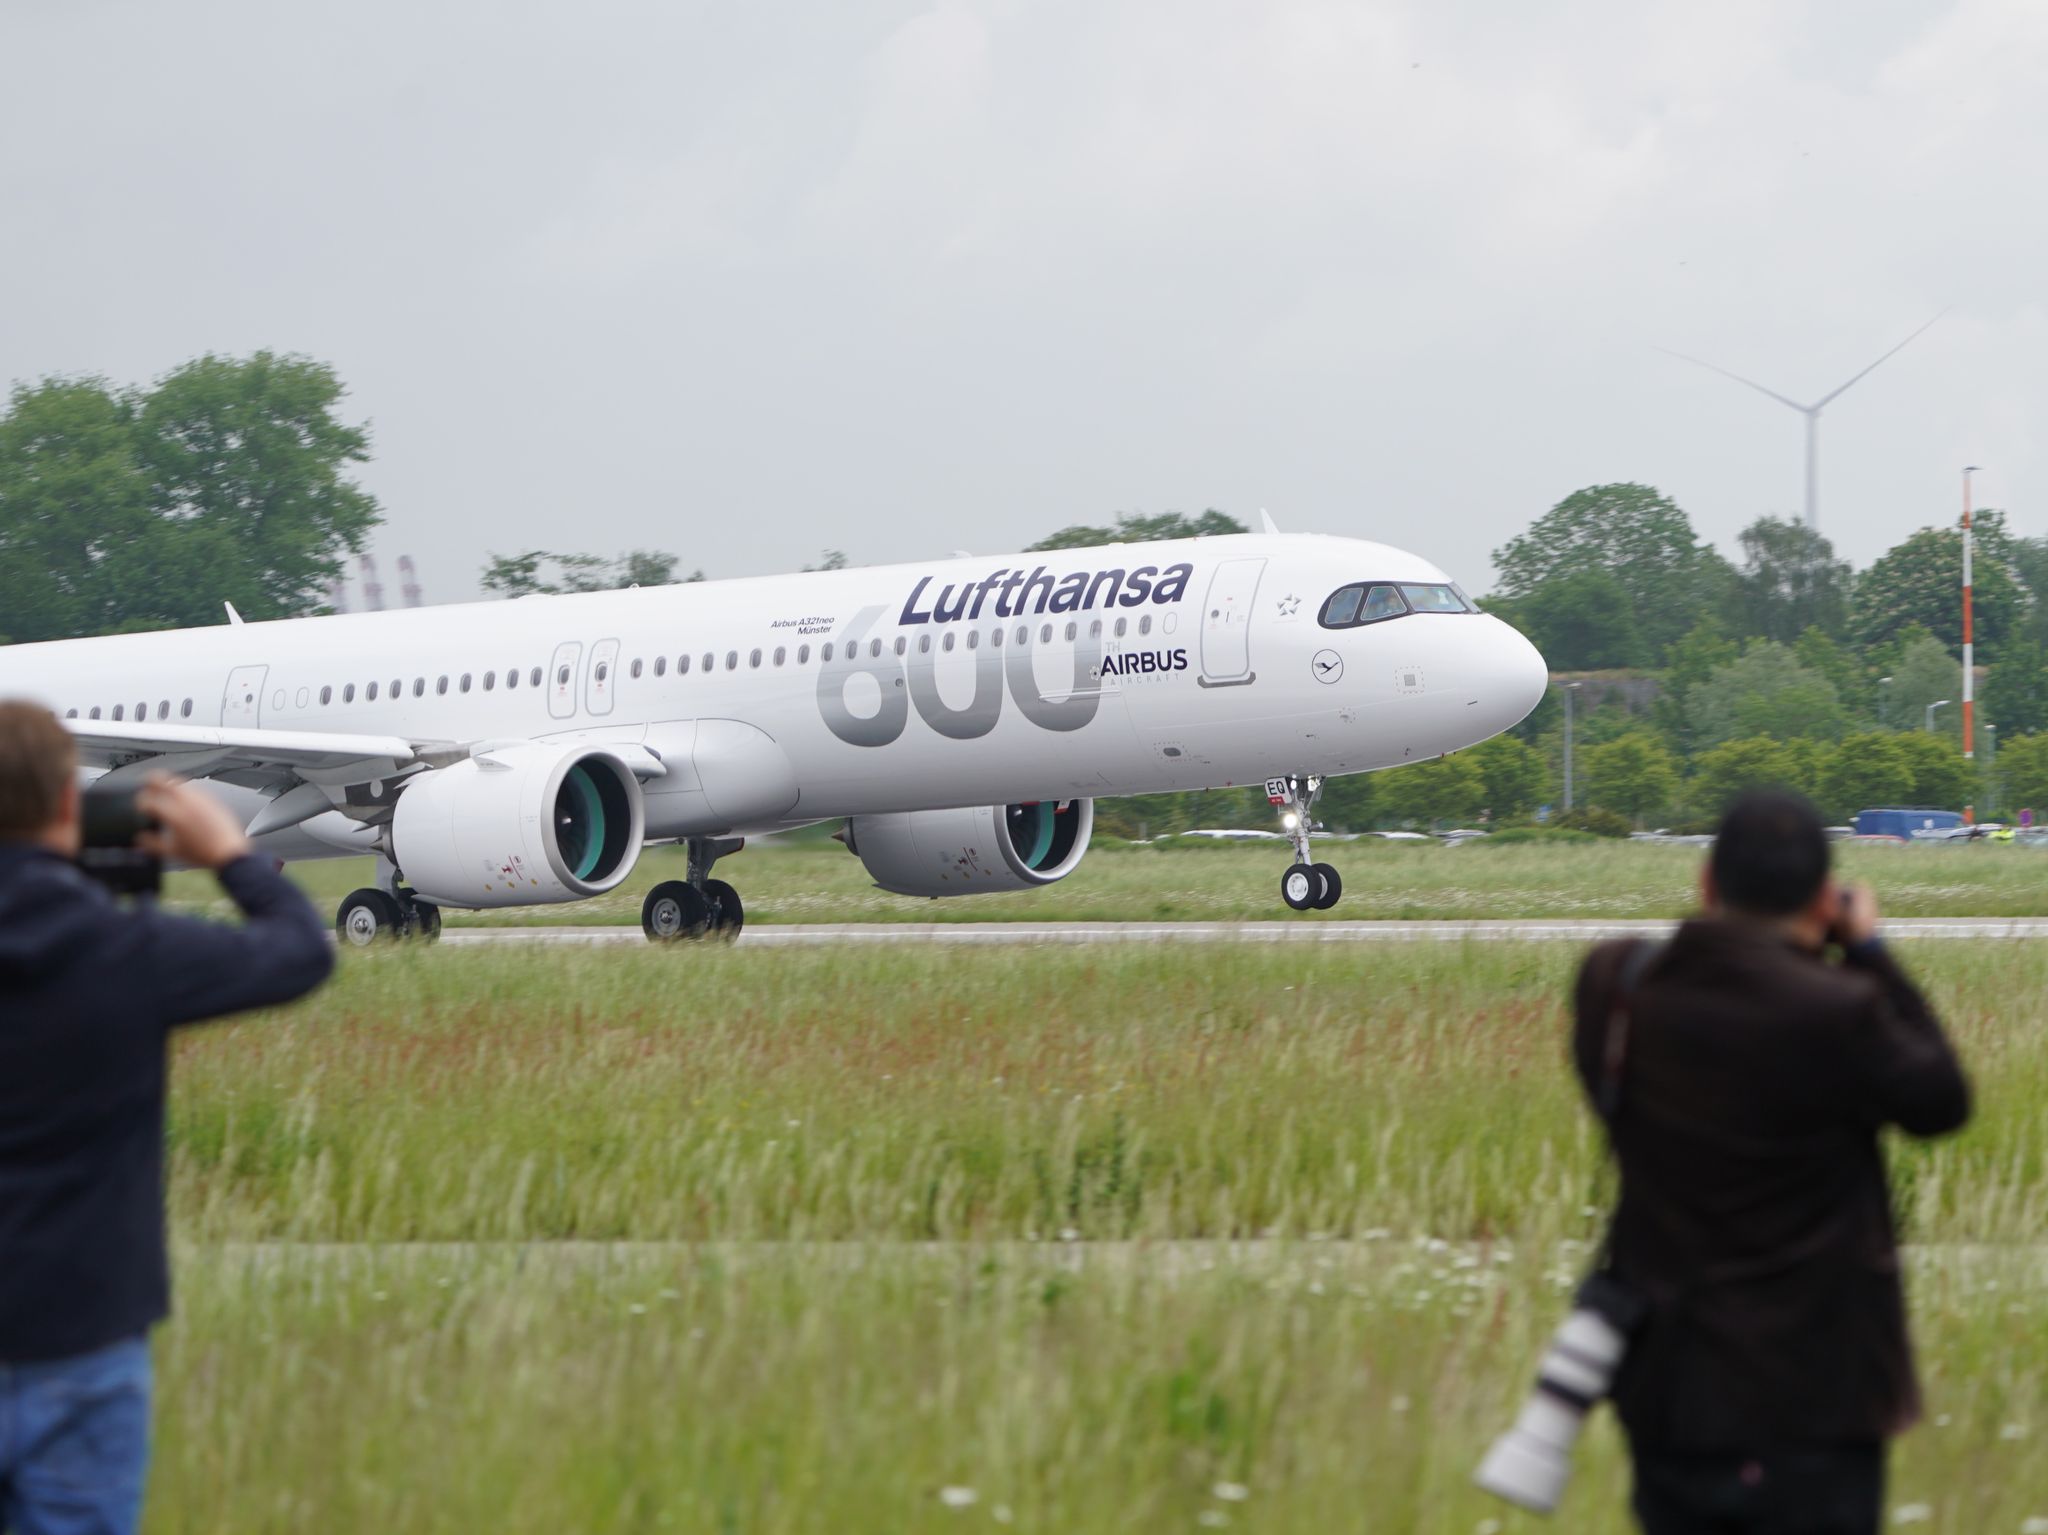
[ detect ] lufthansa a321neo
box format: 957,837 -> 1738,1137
1,531 -> 1548,942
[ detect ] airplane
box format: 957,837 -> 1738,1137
0,531 -> 1548,943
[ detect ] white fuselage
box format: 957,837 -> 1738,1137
0,533 -> 1547,861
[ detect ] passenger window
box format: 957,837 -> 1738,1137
390,679 -> 401,699
367,682 -> 379,701
556,665 -> 570,686
967,631 -> 980,650
182,700 -> 194,717
1114,617 -> 1127,638
460,674 -> 472,693
798,644 -> 810,663
943,632 -> 956,652
1089,620 -> 1103,638
821,644 -> 834,663
701,653 -> 713,673
1399,583 -> 1469,614
483,672 -> 496,691
531,667 -> 543,688
1041,624 -> 1053,644
1065,622 -> 1077,641
774,646 -> 786,666
1360,585 -> 1408,622
653,657 -> 666,677
66,708 -> 78,719
343,684 -> 356,703
158,701 -> 170,719
414,678 -> 426,697
112,705 -> 124,721
437,677 -> 450,695
1016,625 -> 1029,645
629,659 -> 642,680
90,707 -> 102,720
677,654 -> 690,675
136,701 -> 146,720
893,636 -> 906,656
991,627 -> 1004,648
869,638 -> 882,659
726,651 -> 738,670
1322,586 -> 1365,626
1138,615 -> 1151,636
749,649 -> 762,669
594,663 -> 608,683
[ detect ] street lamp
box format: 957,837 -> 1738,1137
1926,699 -> 1951,733
1986,724 -> 1999,816
1562,682 -> 1584,812
1878,676 -> 1893,727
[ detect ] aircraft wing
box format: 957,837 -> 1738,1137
68,720 -> 428,783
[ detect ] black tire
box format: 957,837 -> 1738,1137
703,878 -> 745,941
410,902 -> 443,942
642,880 -> 711,943
336,888 -> 405,948
1311,863 -> 1343,910
1281,863 -> 1318,912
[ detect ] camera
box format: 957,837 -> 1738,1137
77,782 -> 162,897
1474,1272 -> 1646,1514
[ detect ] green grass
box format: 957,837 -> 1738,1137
166,836 -> 2048,926
148,944 -> 2048,1531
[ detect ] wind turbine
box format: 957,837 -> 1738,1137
1655,312 -> 1944,532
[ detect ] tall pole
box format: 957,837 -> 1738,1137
1963,467 -> 1979,760
1804,410 -> 1821,531
1562,683 -> 1581,813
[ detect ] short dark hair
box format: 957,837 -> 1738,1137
1711,789 -> 1830,916
0,702 -> 75,839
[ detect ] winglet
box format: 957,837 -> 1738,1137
224,602 -> 244,626
1259,508 -> 1281,535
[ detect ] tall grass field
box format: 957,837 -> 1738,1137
168,836 -> 2048,925
148,943 -> 2048,1532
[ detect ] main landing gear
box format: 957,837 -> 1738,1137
642,836 -> 746,944
335,860 -> 442,947
1270,774 -> 1343,913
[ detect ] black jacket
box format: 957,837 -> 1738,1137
0,843 -> 332,1362
1574,919 -> 1970,1451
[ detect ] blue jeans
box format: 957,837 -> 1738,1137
0,1337 -> 151,1535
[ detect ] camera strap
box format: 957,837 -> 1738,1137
1596,937 -> 1666,1127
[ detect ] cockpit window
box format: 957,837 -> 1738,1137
1320,580 -> 1473,629
1399,583 -> 1470,614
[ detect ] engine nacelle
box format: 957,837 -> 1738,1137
391,743 -> 646,908
843,800 -> 1093,897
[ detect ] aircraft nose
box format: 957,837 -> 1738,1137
1483,616 -> 1550,730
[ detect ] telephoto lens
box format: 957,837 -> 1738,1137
1474,1273 -> 1643,1514
77,782 -> 163,898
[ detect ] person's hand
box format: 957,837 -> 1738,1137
1832,881 -> 1881,949
136,775 -> 253,871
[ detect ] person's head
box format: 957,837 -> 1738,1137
0,702 -> 81,855
1703,788 -> 1835,939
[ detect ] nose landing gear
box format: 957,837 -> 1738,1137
1270,774 -> 1343,912
641,836 -> 746,943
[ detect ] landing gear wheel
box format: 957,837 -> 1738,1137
409,901 -> 443,942
337,889 -> 405,947
1281,863 -> 1319,912
643,880 -> 711,943
703,878 -> 745,941
1311,863 -> 1343,911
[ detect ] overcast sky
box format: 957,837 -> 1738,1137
4,0 -> 2043,604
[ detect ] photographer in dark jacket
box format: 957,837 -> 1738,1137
1575,790 -> 1971,1534
0,701 -> 332,1534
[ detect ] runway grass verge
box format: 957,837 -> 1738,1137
154,942 -> 2048,1531
167,836 -> 2048,926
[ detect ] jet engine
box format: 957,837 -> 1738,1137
841,800 -> 1093,897
390,742 -> 646,908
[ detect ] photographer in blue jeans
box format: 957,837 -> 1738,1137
0,703 -> 332,1534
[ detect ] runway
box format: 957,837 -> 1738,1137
440,916 -> 2048,948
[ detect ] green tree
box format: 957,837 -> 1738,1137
1687,642 -> 1847,748
1687,736 -> 1813,818
1996,733 -> 2048,814
1891,732 -> 1975,810
482,549 -> 700,597
1791,626 -> 1870,717
1491,483 -> 1736,659
1815,733 -> 1915,822
1982,636 -> 2048,738
1735,517 -> 1854,642
1581,731 -> 1679,823
1028,510 -> 1246,551
1376,753 -> 1488,827
1881,628 -> 1964,737
1319,772 -> 1377,832
1855,514 -> 2025,661
1465,734 -> 1546,819
136,352 -> 381,623
1653,620 -> 1739,754
1506,568 -> 1645,670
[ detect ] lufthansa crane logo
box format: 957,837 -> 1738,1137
1312,649 -> 1343,685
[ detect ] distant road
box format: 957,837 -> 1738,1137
440,917 -> 2048,948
